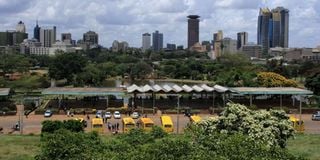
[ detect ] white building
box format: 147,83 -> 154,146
16,21 -> 26,33
142,33 -> 151,52
30,41 -> 76,55
20,39 -> 41,54
112,40 -> 129,52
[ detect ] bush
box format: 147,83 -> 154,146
41,120 -> 84,134
150,126 -> 167,139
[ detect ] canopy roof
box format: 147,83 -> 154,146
230,87 -> 313,95
127,84 -> 229,93
42,87 -> 125,96
0,88 -> 10,96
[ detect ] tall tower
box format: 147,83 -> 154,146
237,32 -> 248,50
257,8 -> 272,55
33,20 -> 40,41
187,15 -> 200,48
16,21 -> 26,33
142,33 -> 151,52
152,30 -> 163,52
272,7 -> 289,48
40,26 -> 56,47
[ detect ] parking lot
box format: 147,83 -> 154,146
0,113 -> 319,134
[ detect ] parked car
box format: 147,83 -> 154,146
44,110 -> 53,117
312,111 -> 320,121
113,111 -> 121,119
104,111 -> 112,119
96,110 -> 103,118
131,112 -> 140,119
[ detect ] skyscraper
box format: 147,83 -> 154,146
214,30 -> 223,57
187,15 -> 200,48
257,8 -> 272,55
142,33 -> 151,52
237,32 -> 248,50
272,7 -> 289,48
152,30 -> 163,52
257,7 -> 289,55
40,26 -> 56,47
83,31 -> 98,46
33,20 -> 40,41
16,21 -> 26,33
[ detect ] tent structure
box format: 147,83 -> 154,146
0,88 -> 10,96
127,84 -> 231,110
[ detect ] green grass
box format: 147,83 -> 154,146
0,135 -> 40,160
287,134 -> 320,160
0,134 -> 319,160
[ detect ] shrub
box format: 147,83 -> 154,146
150,126 -> 168,139
41,120 -> 84,134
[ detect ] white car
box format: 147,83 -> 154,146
131,112 -> 140,119
44,110 -> 53,117
96,110 -> 103,118
104,111 -> 112,119
113,111 -> 121,119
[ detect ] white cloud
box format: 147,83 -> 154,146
0,0 -> 319,48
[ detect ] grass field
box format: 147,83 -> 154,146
287,134 -> 320,160
0,134 -> 319,160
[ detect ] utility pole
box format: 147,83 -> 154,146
176,95 -> 180,134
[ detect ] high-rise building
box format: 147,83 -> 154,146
16,21 -> 26,33
213,30 -> 223,57
33,20 -> 40,41
40,26 -> 56,47
0,31 -> 28,46
152,30 -> 163,52
272,7 -> 289,48
142,33 -> 151,52
61,33 -> 72,43
257,7 -> 289,55
83,31 -> 98,46
237,32 -> 248,50
112,40 -> 129,52
187,15 -> 200,48
222,38 -> 237,54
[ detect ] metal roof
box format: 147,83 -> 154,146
0,88 -> 10,96
42,87 -> 125,96
230,87 -> 313,95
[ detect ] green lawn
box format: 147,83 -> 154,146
0,135 -> 40,160
287,134 -> 320,160
0,134 -> 319,160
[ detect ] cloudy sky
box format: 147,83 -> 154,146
1,0 -> 319,48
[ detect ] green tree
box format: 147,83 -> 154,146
49,53 -> 87,82
305,70 -> 320,95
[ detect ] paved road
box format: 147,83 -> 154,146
0,113 -> 319,134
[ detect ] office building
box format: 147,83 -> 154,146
16,21 -> 26,33
61,33 -> 72,43
187,15 -> 200,48
0,31 -> 28,46
152,30 -> 163,52
201,41 -> 211,51
257,7 -> 289,55
142,33 -> 151,52
112,40 -> 129,52
241,44 -> 262,58
83,31 -> 98,46
40,26 -> 56,47
20,39 -> 41,54
272,7 -> 289,48
213,30 -> 223,57
166,43 -> 176,50
237,32 -> 248,50
33,20 -> 40,41
222,38 -> 237,54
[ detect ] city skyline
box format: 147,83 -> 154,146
0,0 -> 319,48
